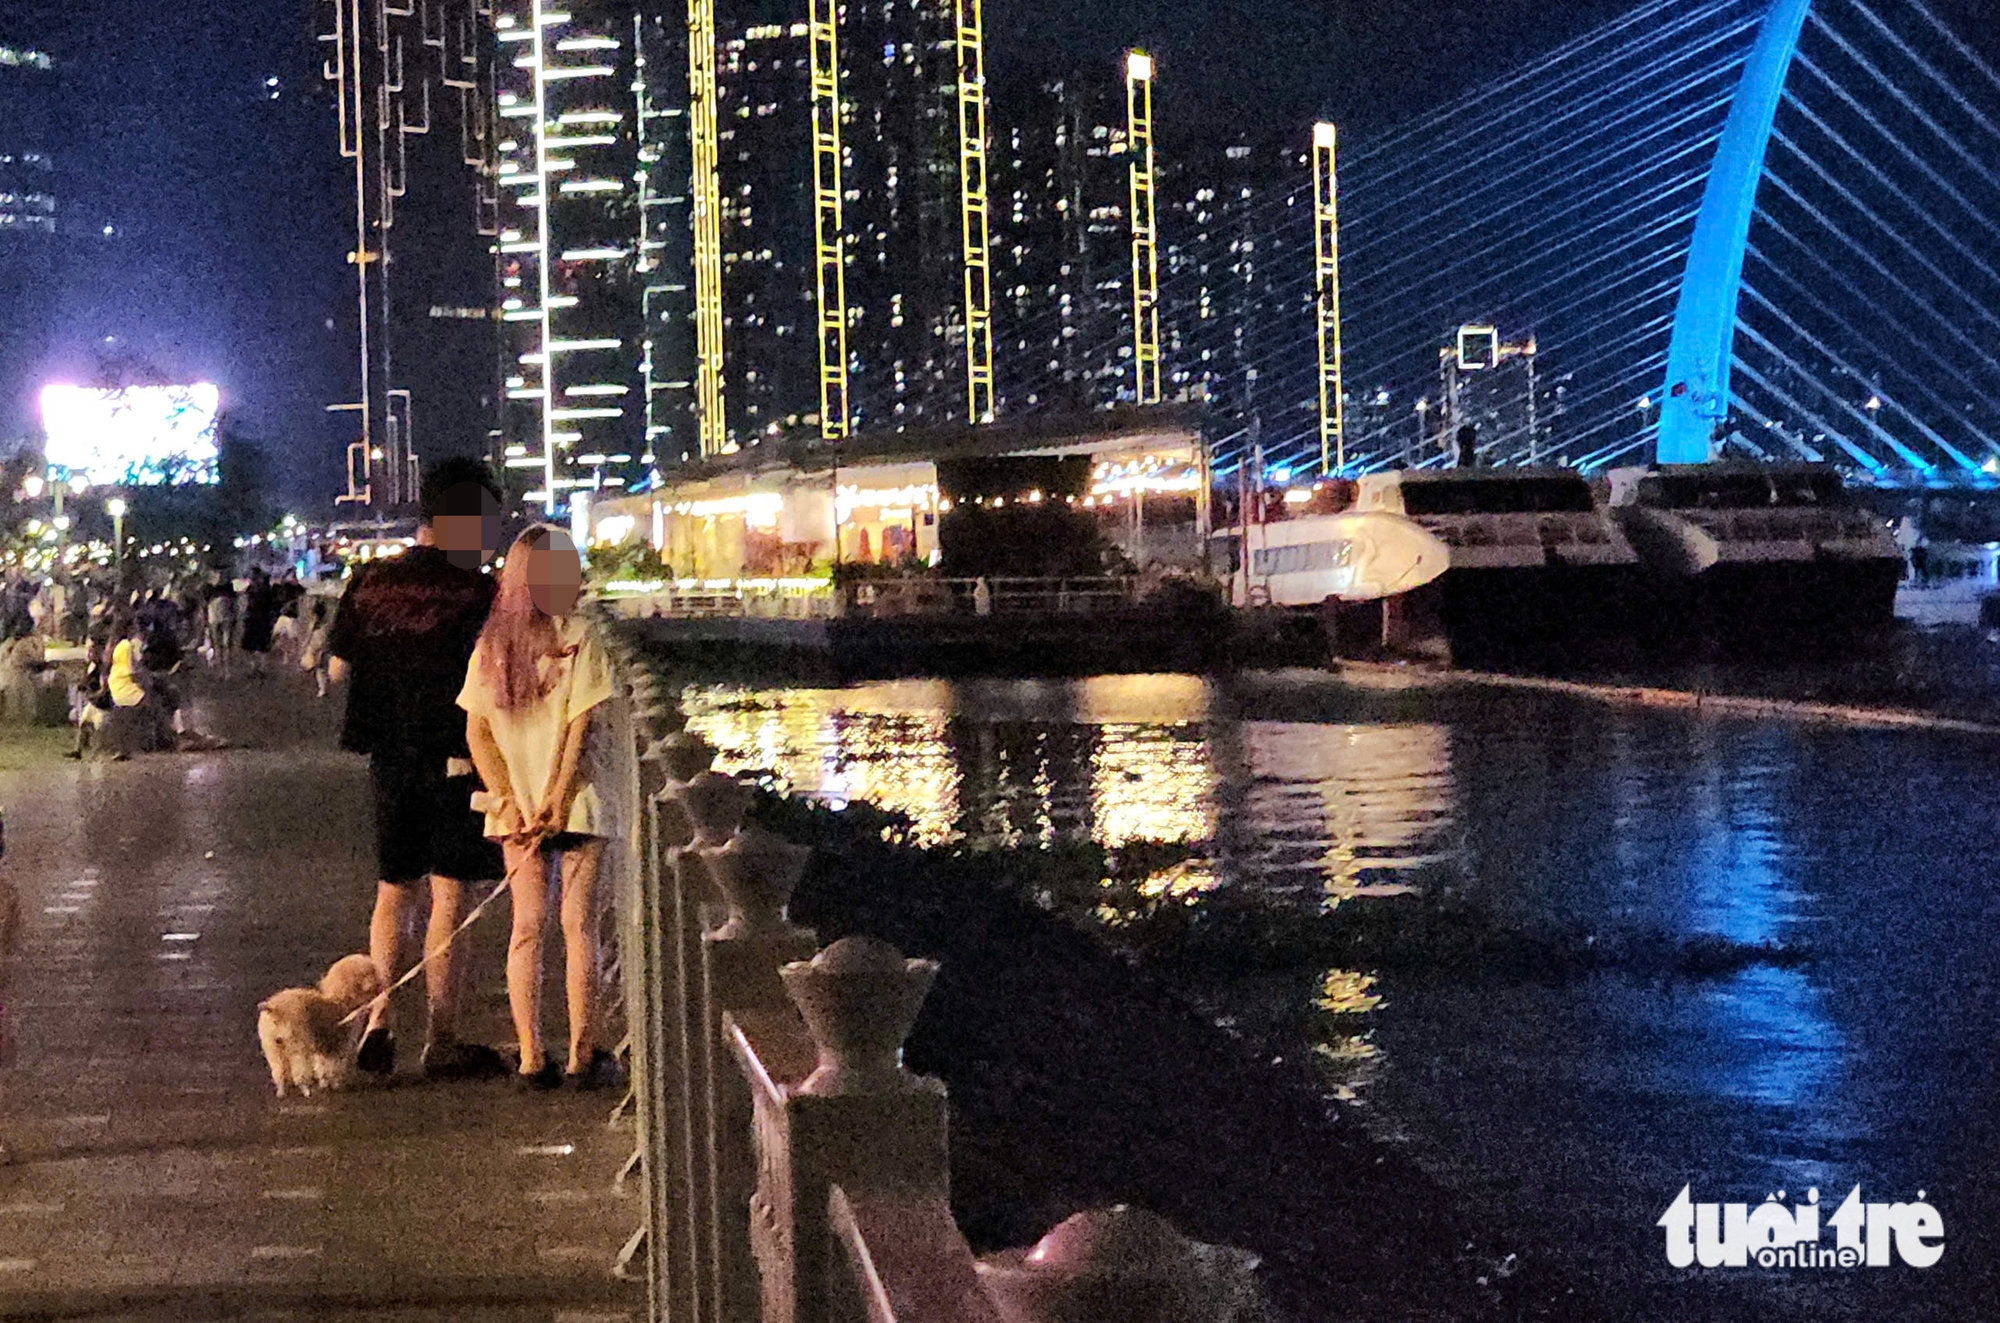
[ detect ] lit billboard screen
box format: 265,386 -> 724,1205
40,383 -> 223,486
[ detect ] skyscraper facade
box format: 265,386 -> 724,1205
0,39 -> 60,442
491,0 -> 649,515
633,8 -> 698,470
1161,135 -> 1305,427
987,73 -> 1152,416
840,0 -> 963,433
395,10 -> 1341,497
0,44 -> 56,239
703,0 -> 977,456
321,0 -> 501,511
712,11 -> 815,448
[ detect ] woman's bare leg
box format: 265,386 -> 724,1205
557,840 -> 605,1073
505,842 -> 551,1073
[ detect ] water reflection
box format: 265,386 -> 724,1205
682,677 -> 1461,1100
1311,967 -> 1386,1095
681,678 -> 1453,908
1230,722 -> 1454,906
1673,730 -> 1842,1112
683,670 -> 1990,1313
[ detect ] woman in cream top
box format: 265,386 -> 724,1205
460,527 -> 623,1089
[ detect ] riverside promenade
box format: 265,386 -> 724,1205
0,670 -> 642,1320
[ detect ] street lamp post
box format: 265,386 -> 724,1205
106,496 -> 128,572
49,511 -> 72,641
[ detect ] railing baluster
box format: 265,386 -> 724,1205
700,827 -> 819,1323
600,606 -> 1266,1323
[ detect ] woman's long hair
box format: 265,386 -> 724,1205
477,526 -> 565,712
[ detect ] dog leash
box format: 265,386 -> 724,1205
339,874 -> 515,1027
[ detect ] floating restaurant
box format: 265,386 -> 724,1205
583,408 -> 1210,588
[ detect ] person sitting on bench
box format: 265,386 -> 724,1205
79,615 -> 223,755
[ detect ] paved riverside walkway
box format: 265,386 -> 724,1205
0,667 -> 644,1321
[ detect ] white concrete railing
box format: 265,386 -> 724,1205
851,578 -> 1144,620
599,577 -> 1148,625
588,602 -> 1267,1323
602,581 -> 838,622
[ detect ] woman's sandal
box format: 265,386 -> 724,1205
564,1049 -> 621,1092
512,1058 -> 562,1092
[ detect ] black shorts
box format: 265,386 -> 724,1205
370,754 -> 504,887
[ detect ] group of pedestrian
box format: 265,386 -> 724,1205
54,556 -> 335,758
201,568 -> 307,678
1,574 -> 86,646
69,586 -> 233,757
327,458 -> 622,1090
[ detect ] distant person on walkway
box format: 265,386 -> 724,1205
461,526 -> 623,1091
205,575 -> 239,677
328,458 -> 506,1080
239,568 -> 279,678
270,573 -> 308,664
298,594 -> 336,698
1456,423 -> 1479,469
0,632 -> 46,725
137,592 -> 184,675
0,583 -> 32,642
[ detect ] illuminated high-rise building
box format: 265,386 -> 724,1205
839,1 -> 963,434
1160,134 -> 1301,423
989,74 -> 1131,414
699,0 -> 977,456
319,0 -> 501,512
0,39 -> 60,442
987,74 -> 1303,429
633,9 -> 698,469
713,13 -> 816,449
491,0 -> 647,515
0,43 -> 56,241
1440,325 -> 1544,463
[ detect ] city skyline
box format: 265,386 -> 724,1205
3,0 -> 1997,507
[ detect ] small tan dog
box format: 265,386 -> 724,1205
257,954 -> 386,1097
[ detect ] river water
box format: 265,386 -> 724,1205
680,669 -> 2000,1319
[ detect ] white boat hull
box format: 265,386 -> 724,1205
1228,512 -> 1450,608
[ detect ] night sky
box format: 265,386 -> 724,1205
7,0 -> 1998,508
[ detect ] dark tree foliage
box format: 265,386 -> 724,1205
124,414 -> 277,568
937,504 -> 1112,579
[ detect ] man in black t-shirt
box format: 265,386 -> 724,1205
327,458 -> 505,1079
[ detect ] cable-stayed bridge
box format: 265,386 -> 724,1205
1015,0 -> 2000,483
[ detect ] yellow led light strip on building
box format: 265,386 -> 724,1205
689,0 -> 728,456
1126,50 -> 1161,406
956,0 -> 996,425
1313,121 -> 1347,476
809,0 -> 852,440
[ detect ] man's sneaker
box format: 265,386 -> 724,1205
356,1029 -> 395,1077
564,1049 -> 623,1093
422,1040 -> 507,1081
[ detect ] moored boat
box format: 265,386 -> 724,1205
1352,468 -> 1643,664
1606,463 -> 1902,652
